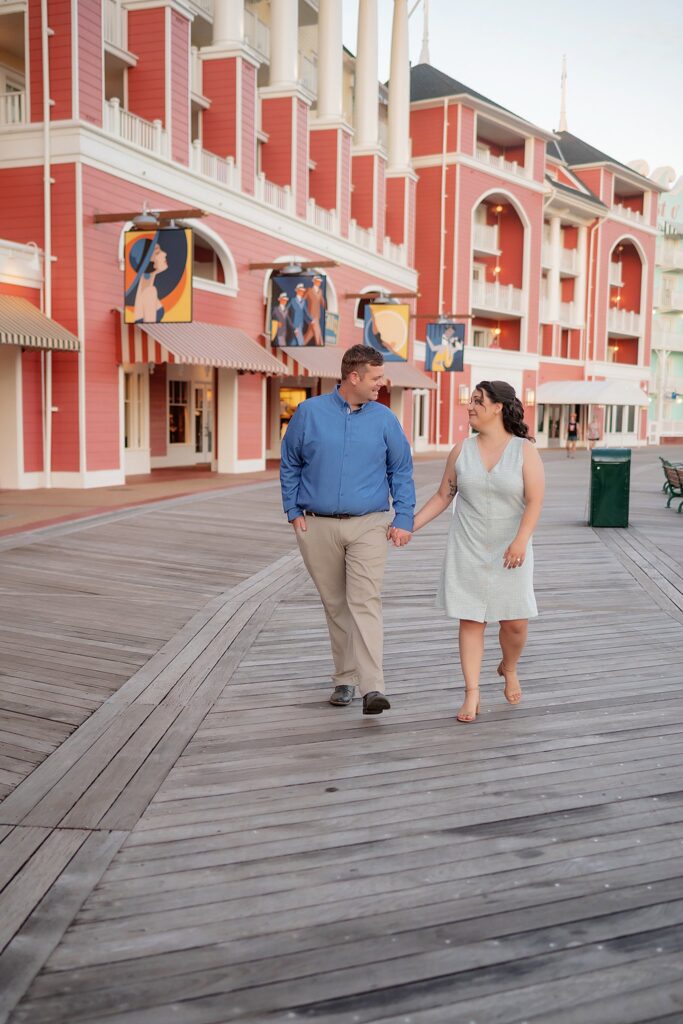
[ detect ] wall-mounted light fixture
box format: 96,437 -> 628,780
459,385 -> 470,404
524,387 -> 536,406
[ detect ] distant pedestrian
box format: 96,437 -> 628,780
566,411 -> 579,457
280,345 -> 415,715
412,381 -> 544,723
587,417 -> 600,450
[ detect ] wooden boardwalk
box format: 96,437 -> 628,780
2,451 -> 683,1023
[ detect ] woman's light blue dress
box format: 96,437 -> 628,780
437,435 -> 538,623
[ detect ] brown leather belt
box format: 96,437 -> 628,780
305,511 -> 353,519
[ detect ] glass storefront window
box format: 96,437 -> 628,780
169,380 -> 188,444
280,387 -> 309,438
537,404 -> 545,433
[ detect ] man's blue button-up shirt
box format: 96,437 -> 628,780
280,386 -> 416,531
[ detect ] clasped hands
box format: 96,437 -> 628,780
387,526 -> 412,548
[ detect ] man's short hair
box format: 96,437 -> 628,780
340,344 -> 384,380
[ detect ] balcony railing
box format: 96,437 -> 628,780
473,223 -> 499,253
560,247 -> 579,275
607,307 -> 641,336
471,279 -> 524,315
254,172 -> 294,214
244,9 -> 270,57
541,243 -> 552,268
657,243 -> 683,271
348,219 -> 375,252
652,323 -> 683,352
657,286 -> 683,311
191,142 -> 238,189
103,0 -> 125,49
613,202 -> 645,224
307,199 -> 338,235
299,52 -> 317,95
0,90 -> 25,126
190,47 -> 203,96
475,146 -> 526,178
104,98 -> 168,157
560,301 -> 581,325
383,237 -> 407,265
190,0 -> 214,18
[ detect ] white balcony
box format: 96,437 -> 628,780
474,146 -> 526,179
657,242 -> 683,271
471,279 -> 524,315
191,142 -> 238,189
560,300 -> 581,325
190,47 -> 203,97
299,52 -> 317,96
609,262 -> 623,287
348,219 -> 375,252
541,243 -> 552,269
651,323 -> 683,352
244,9 -> 269,58
473,223 -> 499,254
104,98 -> 169,157
383,237 -> 407,265
607,307 -> 641,336
657,286 -> 683,312
0,90 -> 25,126
307,199 -> 338,235
255,172 -> 294,214
560,247 -> 579,275
613,202 -> 645,224
103,0 -> 126,50
189,0 -> 213,18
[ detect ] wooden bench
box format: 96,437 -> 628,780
662,462 -> 683,511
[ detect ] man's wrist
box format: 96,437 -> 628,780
392,514 -> 414,532
287,508 -> 304,523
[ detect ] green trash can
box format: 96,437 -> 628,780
589,448 -> 631,527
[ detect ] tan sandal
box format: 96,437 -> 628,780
456,687 -> 480,723
498,662 -> 523,704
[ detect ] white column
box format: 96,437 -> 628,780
354,0 -> 378,147
549,215 -> 561,322
212,0 -> 244,48
574,224 -> 588,325
317,0 -> 343,120
269,0 -> 299,88
387,0 -> 410,171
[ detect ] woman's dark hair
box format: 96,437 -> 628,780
475,380 -> 535,442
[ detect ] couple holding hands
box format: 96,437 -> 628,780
280,344 -> 545,723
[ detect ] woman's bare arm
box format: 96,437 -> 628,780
413,443 -> 461,532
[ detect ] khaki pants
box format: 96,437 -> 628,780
296,512 -> 391,696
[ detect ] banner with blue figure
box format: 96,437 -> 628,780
425,321 -> 465,372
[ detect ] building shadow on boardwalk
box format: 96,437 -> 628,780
2,451 -> 683,1022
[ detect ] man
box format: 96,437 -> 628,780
303,275 -> 326,346
280,344 -> 415,715
289,282 -> 310,345
271,292 -> 291,347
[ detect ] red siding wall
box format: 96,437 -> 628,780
261,96 -> 293,187
170,10 -> 190,164
22,351 -> 44,472
459,106 -> 475,155
50,164 -> 79,472
240,60 -> 257,194
410,106 -> 445,158
386,176 -> 406,244
351,154 -> 374,229
29,0 -> 73,122
79,0 -> 103,126
340,129 -> 351,236
202,58 -> 237,159
149,364 -> 167,456
127,9 -> 166,125
309,127 -> 338,210
295,99 -> 308,219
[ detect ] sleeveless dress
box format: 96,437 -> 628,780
436,435 -> 538,623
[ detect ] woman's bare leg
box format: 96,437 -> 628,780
498,618 -> 528,703
457,619 -> 486,721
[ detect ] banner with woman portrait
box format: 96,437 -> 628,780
124,228 -> 192,324
270,273 -> 327,347
363,303 -> 409,362
425,321 -> 465,372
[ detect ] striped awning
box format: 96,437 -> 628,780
118,320 -> 287,375
0,296 -> 80,351
279,345 -> 437,390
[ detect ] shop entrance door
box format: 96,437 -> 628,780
194,383 -> 214,461
413,389 -> 429,450
547,404 -> 563,448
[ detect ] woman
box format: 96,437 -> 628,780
587,417 -> 600,450
566,411 -> 579,458
127,233 -> 169,324
413,381 -> 545,723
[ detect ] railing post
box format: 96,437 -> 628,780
284,184 -> 293,214
191,137 -> 202,172
108,96 -> 121,135
153,118 -> 163,155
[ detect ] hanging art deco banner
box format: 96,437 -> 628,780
363,303 -> 409,362
270,274 -> 327,347
124,228 -> 193,324
424,321 -> 465,372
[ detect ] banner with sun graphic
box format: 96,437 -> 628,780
124,228 -> 192,324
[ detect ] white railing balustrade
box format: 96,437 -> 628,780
657,287 -> 683,311
0,90 -> 25,125
244,9 -> 270,57
607,307 -> 641,336
299,53 -> 317,95
471,278 -> 524,314
191,141 -> 238,189
190,47 -> 203,96
103,0 -> 125,49
540,296 -> 552,322
608,262 -> 623,287
473,223 -> 499,253
657,242 -> 683,271
560,300 -> 581,325
255,173 -> 294,214
475,146 -> 526,178
348,219 -> 375,252
383,237 -> 407,265
104,98 -> 168,157
307,199 -> 339,235
651,324 -> 683,352
191,0 -> 213,18
614,202 -> 645,223
541,242 -> 553,268
560,247 -> 579,274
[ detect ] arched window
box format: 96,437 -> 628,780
354,285 -> 391,327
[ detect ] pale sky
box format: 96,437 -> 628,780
341,0 -> 683,179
